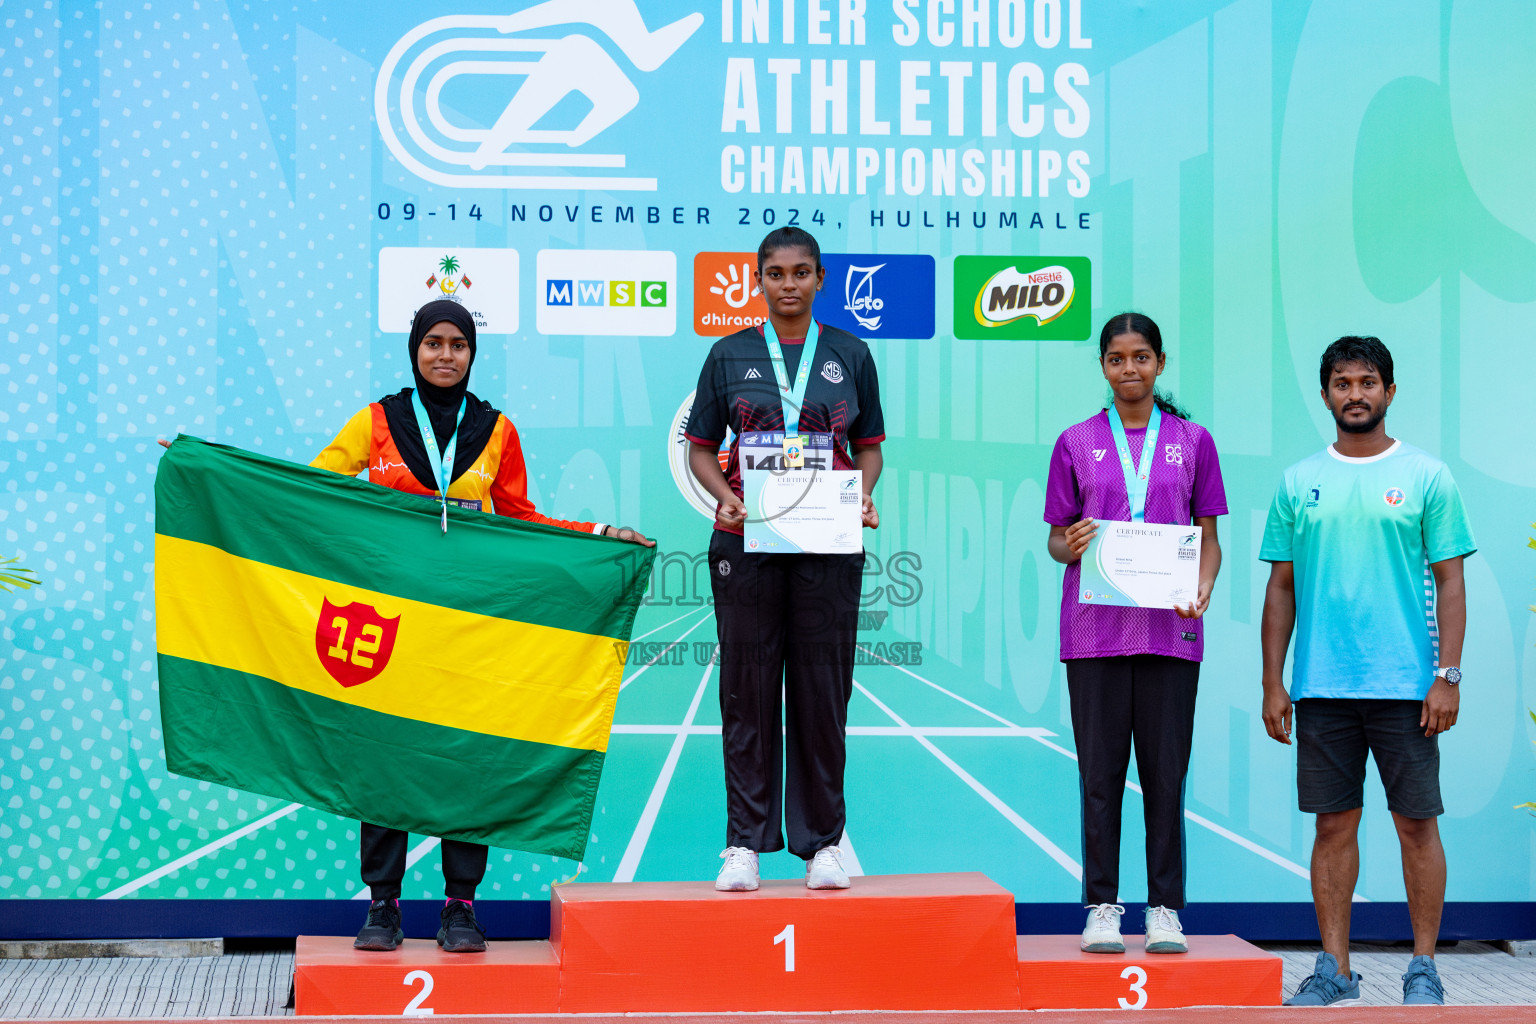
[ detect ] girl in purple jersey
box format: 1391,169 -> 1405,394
1043,312 -> 1227,956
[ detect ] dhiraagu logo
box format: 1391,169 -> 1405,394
953,256 -> 1091,340
537,249 -> 676,336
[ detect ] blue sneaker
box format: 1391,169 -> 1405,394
1402,955 -> 1444,1005
1284,951 -> 1362,1006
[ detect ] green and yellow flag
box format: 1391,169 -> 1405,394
154,437 -> 655,860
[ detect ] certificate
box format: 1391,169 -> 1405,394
1077,521 -> 1201,609
740,432 -> 863,554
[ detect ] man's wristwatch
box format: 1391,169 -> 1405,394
1435,666 -> 1461,686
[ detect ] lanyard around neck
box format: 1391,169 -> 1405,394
1106,402 -> 1162,522
762,319 -> 820,438
410,389 -> 467,533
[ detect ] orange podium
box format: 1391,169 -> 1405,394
551,872 -> 1020,1011
291,935 -> 560,1016
1016,933 -> 1282,1010
293,876 -> 1283,1014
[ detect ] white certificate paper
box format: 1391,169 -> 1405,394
740,432 -> 863,555
1077,521 -> 1202,609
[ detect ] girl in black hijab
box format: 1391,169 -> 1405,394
311,299 -> 653,951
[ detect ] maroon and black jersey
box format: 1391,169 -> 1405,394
686,322 -> 886,534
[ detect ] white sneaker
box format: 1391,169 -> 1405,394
715,847 -> 759,891
805,846 -> 851,889
1144,905 -> 1188,953
1080,903 -> 1126,953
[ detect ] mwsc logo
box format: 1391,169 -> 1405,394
546,279 -> 669,308
375,3 -> 703,191
537,249 -> 677,336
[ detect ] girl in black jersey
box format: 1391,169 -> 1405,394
685,228 -> 886,891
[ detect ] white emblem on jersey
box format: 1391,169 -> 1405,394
1092,449 -> 1107,462
744,367 -> 762,379
821,360 -> 844,384
1164,443 -> 1184,465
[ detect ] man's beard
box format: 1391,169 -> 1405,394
1332,403 -> 1385,434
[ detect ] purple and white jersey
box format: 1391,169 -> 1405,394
1044,410 -> 1228,662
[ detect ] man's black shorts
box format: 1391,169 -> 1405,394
1295,698 -> 1442,819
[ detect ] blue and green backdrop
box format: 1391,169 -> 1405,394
2,0 -> 1534,939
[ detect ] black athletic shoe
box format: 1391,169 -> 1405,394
353,899 -> 403,951
437,899 -> 487,953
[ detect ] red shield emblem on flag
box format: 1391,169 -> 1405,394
315,597 -> 401,688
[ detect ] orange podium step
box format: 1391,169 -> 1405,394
1016,933 -> 1282,1010
292,934 -> 559,1016
552,872 -> 1020,1011
292,880 -> 1284,1014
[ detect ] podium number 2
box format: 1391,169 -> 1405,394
1119,965 -> 1147,1010
773,924 -> 795,972
403,970 -> 434,1016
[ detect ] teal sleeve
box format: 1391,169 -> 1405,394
1423,464 -> 1477,563
1258,477 -> 1295,562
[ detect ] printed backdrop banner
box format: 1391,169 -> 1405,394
2,1 -> 1535,919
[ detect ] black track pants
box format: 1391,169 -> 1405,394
708,530 -> 865,859
360,822 -> 488,901
1066,654 -> 1199,909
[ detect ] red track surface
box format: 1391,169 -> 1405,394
36,1013 -> 1523,1019
36,1011 -> 1528,1023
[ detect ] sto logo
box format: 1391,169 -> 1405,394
376,2 -> 703,191
315,597 -> 401,687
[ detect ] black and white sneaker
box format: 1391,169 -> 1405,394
437,898 -> 487,953
353,899 -> 403,951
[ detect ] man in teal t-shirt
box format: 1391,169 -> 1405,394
1259,336 -> 1474,1008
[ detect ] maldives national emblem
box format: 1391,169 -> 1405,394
315,597 -> 401,687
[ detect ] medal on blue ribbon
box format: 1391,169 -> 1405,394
410,389 -> 467,533
763,319 -> 820,470
1106,403 -> 1161,522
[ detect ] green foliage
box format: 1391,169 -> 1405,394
0,555 -> 40,592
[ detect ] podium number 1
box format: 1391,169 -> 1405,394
773,924 -> 795,972
1119,965 -> 1147,1010
403,970 -> 435,1016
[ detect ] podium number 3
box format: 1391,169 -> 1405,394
773,924 -> 795,972
1119,965 -> 1147,1010
403,970 -> 435,1016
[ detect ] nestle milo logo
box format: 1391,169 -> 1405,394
973,264 -> 1075,327
953,256 -> 1091,340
